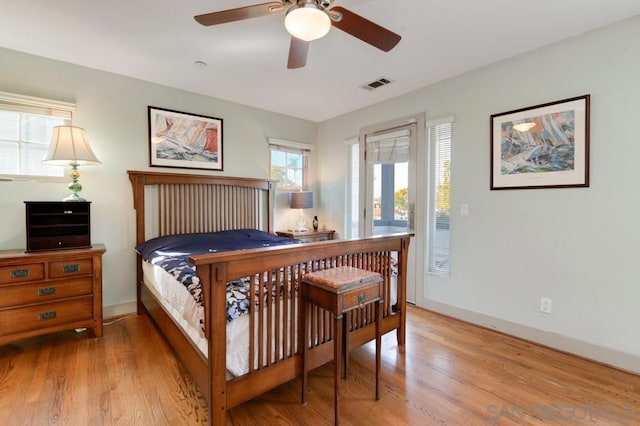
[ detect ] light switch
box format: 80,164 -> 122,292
460,203 -> 469,216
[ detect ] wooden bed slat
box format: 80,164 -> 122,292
157,183 -> 264,236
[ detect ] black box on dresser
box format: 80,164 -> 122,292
25,201 -> 91,252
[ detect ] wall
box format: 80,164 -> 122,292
317,16 -> 640,372
0,47 -> 317,316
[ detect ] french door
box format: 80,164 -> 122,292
358,114 -> 426,304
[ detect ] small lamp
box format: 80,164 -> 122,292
289,191 -> 313,232
42,126 -> 101,201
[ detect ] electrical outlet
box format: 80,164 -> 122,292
540,297 -> 552,314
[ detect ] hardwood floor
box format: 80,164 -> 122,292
0,307 -> 638,425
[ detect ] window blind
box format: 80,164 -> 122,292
365,129 -> 410,164
0,91 -> 74,119
427,118 -> 453,276
267,138 -> 312,156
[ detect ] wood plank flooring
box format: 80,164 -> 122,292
0,306 -> 638,425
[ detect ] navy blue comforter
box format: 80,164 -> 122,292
136,229 -> 301,324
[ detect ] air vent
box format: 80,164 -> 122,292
361,77 -> 392,91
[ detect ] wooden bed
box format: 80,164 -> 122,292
128,170 -> 411,425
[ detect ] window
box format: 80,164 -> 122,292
346,139 -> 359,238
268,138 -> 311,191
0,91 -> 74,178
427,117 -> 453,276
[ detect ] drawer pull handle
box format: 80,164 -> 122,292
63,264 -> 80,273
39,311 -> 57,321
10,269 -> 29,279
63,210 -> 73,214
38,287 -> 56,296
358,292 -> 365,308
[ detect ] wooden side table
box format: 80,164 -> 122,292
301,266 -> 383,425
276,229 -> 335,243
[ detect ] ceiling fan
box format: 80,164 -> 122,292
194,0 -> 401,69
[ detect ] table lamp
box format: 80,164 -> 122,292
289,191 -> 313,232
42,125 -> 101,201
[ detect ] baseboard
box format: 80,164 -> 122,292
420,299 -> 640,375
103,301 -> 137,320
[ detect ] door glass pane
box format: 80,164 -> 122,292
368,151 -> 409,236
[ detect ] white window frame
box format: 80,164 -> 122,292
0,91 -> 75,181
427,116 -> 453,277
268,138 -> 312,191
344,136 -> 359,239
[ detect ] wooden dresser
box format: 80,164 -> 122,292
0,244 -> 106,345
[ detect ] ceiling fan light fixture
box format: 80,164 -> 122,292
284,4 -> 331,42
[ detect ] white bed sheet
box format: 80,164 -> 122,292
143,261 -> 256,377
142,261 -> 296,378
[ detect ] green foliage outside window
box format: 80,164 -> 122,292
269,147 -> 306,190
436,161 -> 450,212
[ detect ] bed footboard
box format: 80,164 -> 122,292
190,234 -> 411,424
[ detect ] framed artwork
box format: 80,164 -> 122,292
148,106 -> 223,171
490,95 -> 590,190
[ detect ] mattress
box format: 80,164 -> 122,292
142,260 -> 297,378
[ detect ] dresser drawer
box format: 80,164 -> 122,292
341,284 -> 382,312
48,258 -> 93,278
0,297 -> 93,336
0,277 -> 93,309
0,263 -> 45,285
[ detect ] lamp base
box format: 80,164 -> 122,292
294,209 -> 308,232
64,164 -> 85,201
63,193 -> 86,202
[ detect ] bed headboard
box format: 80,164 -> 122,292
128,170 -> 277,245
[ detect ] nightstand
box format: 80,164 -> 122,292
276,229 -> 335,243
0,244 -> 106,345
301,266 -> 383,425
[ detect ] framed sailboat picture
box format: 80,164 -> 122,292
148,106 -> 223,171
490,95 -> 589,190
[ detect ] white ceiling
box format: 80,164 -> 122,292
1,1 -> 639,122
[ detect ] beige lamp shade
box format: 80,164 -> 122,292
42,125 -> 101,201
42,126 -> 101,166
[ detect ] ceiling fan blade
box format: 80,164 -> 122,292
195,2 -> 285,26
329,6 -> 401,52
287,37 -> 309,69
